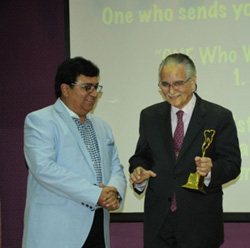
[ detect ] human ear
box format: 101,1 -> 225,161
60,83 -> 70,97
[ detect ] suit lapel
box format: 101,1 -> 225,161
157,102 -> 176,160
178,94 -> 207,159
53,99 -> 95,173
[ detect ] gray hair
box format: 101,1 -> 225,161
158,53 -> 196,83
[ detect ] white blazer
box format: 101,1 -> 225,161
22,99 -> 126,248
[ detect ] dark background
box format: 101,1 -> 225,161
0,1 -> 66,247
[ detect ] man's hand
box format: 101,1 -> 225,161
97,183 -> 120,211
195,156 -> 213,177
129,166 -> 156,184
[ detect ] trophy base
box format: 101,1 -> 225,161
182,172 -> 206,194
182,183 -> 206,194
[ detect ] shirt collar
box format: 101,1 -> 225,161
171,94 -> 196,117
59,98 -> 90,120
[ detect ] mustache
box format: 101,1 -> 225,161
167,93 -> 182,98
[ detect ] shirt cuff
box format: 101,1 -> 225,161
134,180 -> 148,192
204,171 -> 211,186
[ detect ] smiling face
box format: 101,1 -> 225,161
160,63 -> 196,109
60,74 -> 99,121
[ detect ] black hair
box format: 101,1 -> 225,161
54,57 -> 100,98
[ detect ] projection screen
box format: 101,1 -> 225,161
69,0 -> 250,214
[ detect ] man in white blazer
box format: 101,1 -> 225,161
22,57 -> 127,248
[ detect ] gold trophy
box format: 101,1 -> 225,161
182,129 -> 216,194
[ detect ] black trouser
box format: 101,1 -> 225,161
154,211 -> 221,248
82,209 -> 105,248
155,210 -> 178,248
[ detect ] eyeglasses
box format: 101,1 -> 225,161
71,83 -> 103,93
158,78 -> 190,90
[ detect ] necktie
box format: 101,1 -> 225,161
72,117 -> 102,184
173,110 -> 184,158
171,110 -> 184,212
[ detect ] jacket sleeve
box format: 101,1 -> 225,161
209,110 -> 241,187
129,110 -> 153,173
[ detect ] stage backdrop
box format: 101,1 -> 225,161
69,0 -> 250,213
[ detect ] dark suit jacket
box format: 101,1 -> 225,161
129,93 -> 241,247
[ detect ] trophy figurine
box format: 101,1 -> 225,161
182,129 -> 216,194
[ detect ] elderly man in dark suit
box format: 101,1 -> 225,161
129,53 -> 241,248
